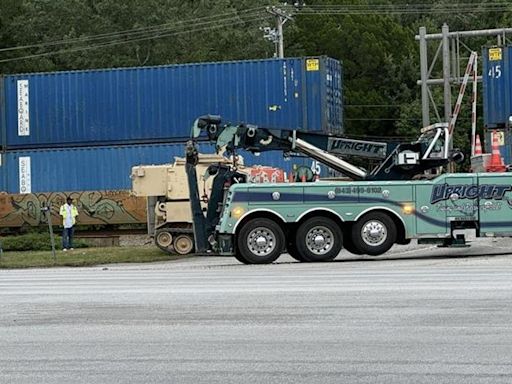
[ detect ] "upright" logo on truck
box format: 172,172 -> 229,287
430,183 -> 512,204
328,138 -> 387,159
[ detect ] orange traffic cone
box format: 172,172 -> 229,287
486,130 -> 506,172
474,135 -> 483,155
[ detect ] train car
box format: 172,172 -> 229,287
0,190 -> 146,228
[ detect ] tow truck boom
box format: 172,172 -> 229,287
191,115 -> 461,181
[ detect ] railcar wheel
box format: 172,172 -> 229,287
351,212 -> 397,256
237,218 -> 285,264
295,217 -> 342,262
173,234 -> 194,255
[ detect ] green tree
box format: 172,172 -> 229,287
287,0 -> 418,137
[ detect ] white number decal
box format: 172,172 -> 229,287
488,65 -> 502,79
311,161 -> 321,175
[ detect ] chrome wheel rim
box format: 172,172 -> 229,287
247,227 -> 276,256
305,226 -> 334,255
361,220 -> 387,247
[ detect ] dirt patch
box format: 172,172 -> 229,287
119,234 -> 153,247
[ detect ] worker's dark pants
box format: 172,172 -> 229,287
62,227 -> 74,249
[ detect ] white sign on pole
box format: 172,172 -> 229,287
19,156 -> 31,194
17,79 -> 30,136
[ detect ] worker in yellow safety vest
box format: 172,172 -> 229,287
59,197 -> 78,251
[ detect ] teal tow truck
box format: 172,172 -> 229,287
186,115 -> 511,264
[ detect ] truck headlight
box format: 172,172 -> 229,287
402,204 -> 414,215
231,206 -> 245,219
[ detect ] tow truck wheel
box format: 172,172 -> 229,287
237,218 -> 285,264
343,235 -> 364,255
173,234 -> 194,255
287,242 -> 308,262
234,252 -> 251,264
351,212 -> 397,256
295,217 -> 342,262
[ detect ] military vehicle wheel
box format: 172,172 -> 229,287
295,217 -> 342,262
155,229 -> 175,253
173,234 -> 194,255
287,241 -> 308,262
351,212 -> 397,256
237,218 -> 284,264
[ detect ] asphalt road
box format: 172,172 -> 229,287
1,239 -> 512,384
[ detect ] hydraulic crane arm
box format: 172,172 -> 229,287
191,115 -> 388,158
191,115 -> 391,180
190,115 -> 459,181
291,137 -> 367,179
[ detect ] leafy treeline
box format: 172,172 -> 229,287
1,0 -> 511,142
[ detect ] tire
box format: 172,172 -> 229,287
173,234 -> 195,255
351,212 -> 397,256
295,217 -> 342,262
236,218 -> 285,264
233,252 -> 251,264
343,234 -> 364,255
287,241 -> 308,262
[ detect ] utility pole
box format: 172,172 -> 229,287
264,5 -> 294,58
41,204 -> 57,264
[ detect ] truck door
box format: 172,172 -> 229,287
415,181 -> 447,236
415,176 -> 479,236
477,174 -> 512,236
442,175 -> 479,224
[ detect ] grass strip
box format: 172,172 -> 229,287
0,247 -> 186,269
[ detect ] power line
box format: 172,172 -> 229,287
345,104 -> 484,108
301,3 -> 511,9
346,117 -> 477,121
345,118 -> 421,121
0,7 -> 267,54
2,3 -> 508,63
0,14 -> 270,63
303,3 -> 510,8
298,3 -> 511,15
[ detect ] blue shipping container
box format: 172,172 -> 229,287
0,142 -> 318,193
484,128 -> 512,165
483,46 -> 512,129
1,57 -> 342,149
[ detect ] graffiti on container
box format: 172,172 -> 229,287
0,191 -> 146,227
248,166 -> 285,183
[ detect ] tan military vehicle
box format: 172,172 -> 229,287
131,153 -> 285,255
